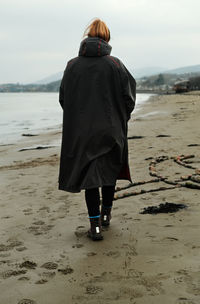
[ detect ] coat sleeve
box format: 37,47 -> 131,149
119,61 -> 136,121
59,74 -> 65,109
59,58 -> 78,109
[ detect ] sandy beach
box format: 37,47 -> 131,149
0,92 -> 200,304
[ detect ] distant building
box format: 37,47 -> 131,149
173,80 -> 190,93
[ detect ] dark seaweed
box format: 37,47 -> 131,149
140,202 -> 187,214
128,136 -> 145,140
156,134 -> 171,137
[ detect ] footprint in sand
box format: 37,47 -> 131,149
1,215 -> 13,219
32,220 -> 45,225
27,226 -> 42,235
19,261 -> 37,269
103,251 -> 121,258
16,246 -> 27,252
57,266 -> 74,275
17,300 -> 37,304
85,285 -> 103,295
38,206 -> 50,212
0,244 -> 11,252
122,243 -> 138,256
175,298 -> 196,304
1,269 -> 27,279
41,262 -> 58,270
0,260 -> 11,266
35,278 -> 48,284
184,271 -> 200,296
40,271 -> 56,278
18,276 -> 30,281
174,276 -> 184,284
74,226 -> 87,238
72,243 -> 84,248
23,208 -> 33,215
0,239 -> 24,252
0,253 -> 11,258
87,252 -> 97,257
28,222 -> 54,235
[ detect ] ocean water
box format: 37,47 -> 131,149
0,92 -> 153,145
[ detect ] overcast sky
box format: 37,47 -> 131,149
0,0 -> 200,83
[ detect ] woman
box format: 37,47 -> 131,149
58,18 -> 136,241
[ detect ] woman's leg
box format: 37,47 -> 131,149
85,188 -> 100,217
101,185 -> 115,208
101,185 -> 115,226
85,188 -> 103,241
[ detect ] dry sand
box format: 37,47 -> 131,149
0,93 -> 200,304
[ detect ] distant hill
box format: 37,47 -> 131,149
33,64 -> 200,84
33,71 -> 63,84
133,67 -> 167,79
0,80 -> 61,93
137,70 -> 200,91
164,64 -> 200,75
1,64 -> 200,92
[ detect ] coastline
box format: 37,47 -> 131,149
0,92 -> 150,146
0,93 -> 200,303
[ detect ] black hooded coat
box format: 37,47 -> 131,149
58,37 -> 136,192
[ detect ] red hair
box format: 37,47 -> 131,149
83,18 -> 110,42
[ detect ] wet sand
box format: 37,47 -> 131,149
0,93 -> 200,304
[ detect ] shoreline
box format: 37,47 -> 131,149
0,93 -> 200,303
0,92 -> 151,146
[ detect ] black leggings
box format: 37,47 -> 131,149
85,185 -> 115,217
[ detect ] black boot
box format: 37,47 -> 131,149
87,217 -> 103,241
101,206 -> 112,227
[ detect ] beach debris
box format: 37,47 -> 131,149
0,154 -> 59,171
115,178 -> 160,192
114,185 -> 177,200
149,155 -> 169,178
183,182 -> 200,189
22,133 -> 38,137
19,145 -> 55,152
0,143 -> 14,146
114,153 -> 200,200
173,155 -> 196,169
145,157 -> 153,160
128,135 -> 145,140
140,202 -> 187,214
156,134 -> 171,137
190,175 -> 200,183
180,175 -> 192,181
187,144 -> 200,147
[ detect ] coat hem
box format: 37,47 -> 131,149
58,178 -> 131,193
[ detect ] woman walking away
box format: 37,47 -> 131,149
58,18 -> 136,241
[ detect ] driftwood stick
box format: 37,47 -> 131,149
162,179 -> 179,185
114,185 -> 177,200
173,155 -> 197,169
190,175 -> 200,184
183,182 -> 200,189
114,154 -> 200,201
115,178 -> 161,192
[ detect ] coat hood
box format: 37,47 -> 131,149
78,37 -> 112,57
